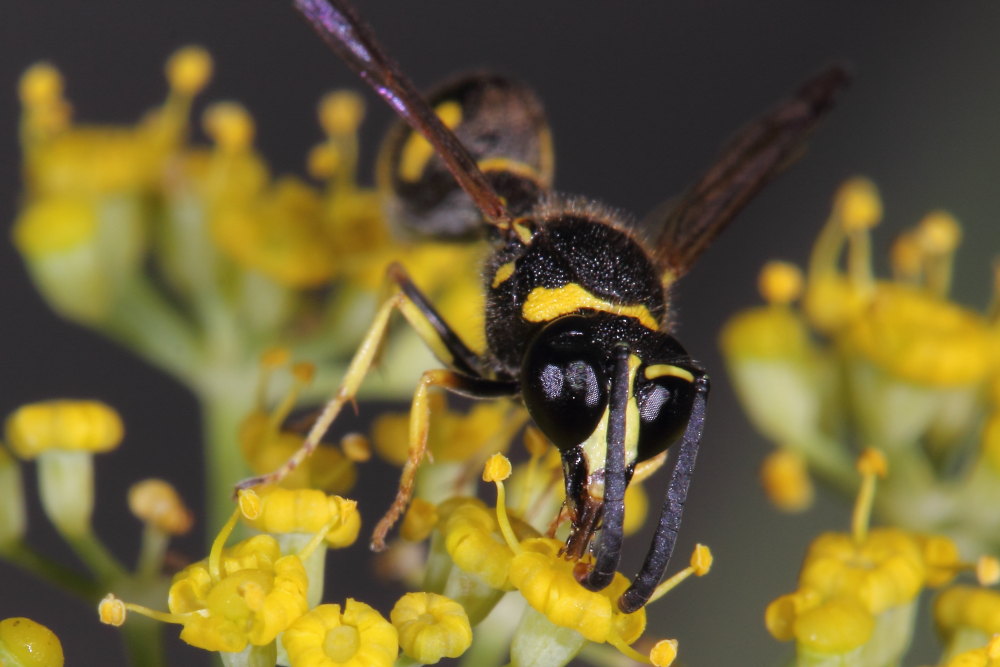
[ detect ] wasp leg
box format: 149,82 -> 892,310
234,263 -> 502,492
388,262 -> 485,377
371,369 -> 519,551
618,373 -> 710,613
580,345 -> 630,592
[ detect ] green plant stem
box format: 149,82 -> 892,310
0,542 -> 96,598
121,615 -> 165,667
200,391 -> 253,536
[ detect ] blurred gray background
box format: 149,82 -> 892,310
2,1 -> 999,665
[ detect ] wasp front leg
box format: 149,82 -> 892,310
371,369 -> 518,550
619,372 -> 710,613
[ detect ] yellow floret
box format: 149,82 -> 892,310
6,400 -> 123,459
283,600 -> 398,667
390,592 -> 472,663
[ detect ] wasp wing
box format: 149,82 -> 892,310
653,66 -> 848,284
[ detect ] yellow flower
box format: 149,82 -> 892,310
935,586 -> 1000,639
440,499 -> 524,591
841,282 -> 993,387
5,400 -> 124,534
5,400 -> 123,459
167,534 -> 308,652
240,357 -> 357,494
372,394 -> 523,467
507,537 -> 645,646
210,176 -> 340,287
242,486 -> 360,549
283,600 -> 398,667
100,497 -> 325,654
766,449 -> 961,660
941,635 -> 1000,667
390,592 -> 472,663
0,617 -> 64,667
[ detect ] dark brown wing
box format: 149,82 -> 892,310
654,66 -> 849,283
292,0 -> 512,230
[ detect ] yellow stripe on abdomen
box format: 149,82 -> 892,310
521,283 -> 659,330
399,101 -> 462,182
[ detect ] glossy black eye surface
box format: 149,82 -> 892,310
635,373 -> 696,463
521,316 -> 608,452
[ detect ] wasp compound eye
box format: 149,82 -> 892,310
635,371 -> 697,463
521,316 -> 609,452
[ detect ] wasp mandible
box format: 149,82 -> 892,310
239,0 -> 846,613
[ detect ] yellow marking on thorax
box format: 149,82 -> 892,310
491,261 -> 516,288
512,219 -> 534,245
398,101 -> 462,182
522,284 -> 659,330
644,364 -> 695,383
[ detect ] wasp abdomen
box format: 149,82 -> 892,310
377,73 -> 553,240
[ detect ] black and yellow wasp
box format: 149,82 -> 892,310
240,0 -> 846,613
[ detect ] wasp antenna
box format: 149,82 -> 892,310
292,0 -> 512,230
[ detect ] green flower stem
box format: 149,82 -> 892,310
63,531 -> 126,583
105,277 -> 200,386
220,643 -> 277,667
0,542 -> 96,598
120,615 -> 165,667
461,596 -> 524,667
135,525 -> 169,580
509,604 -> 586,667
790,434 -> 856,496
200,388 -> 253,536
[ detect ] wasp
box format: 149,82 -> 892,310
239,0 -> 846,613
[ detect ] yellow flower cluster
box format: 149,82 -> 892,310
765,449 -> 975,665
721,178 -> 1000,549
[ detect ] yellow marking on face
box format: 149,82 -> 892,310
476,156 -> 542,182
398,100 -> 463,182
491,261 -> 516,288
644,364 -> 695,383
581,354 -> 643,499
522,284 -> 659,330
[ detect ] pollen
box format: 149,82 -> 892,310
832,177 -> 882,231
319,90 -> 366,137
649,638 -> 679,666
760,449 -> 814,513
165,45 -> 212,96
18,63 -> 64,107
916,210 -> 962,255
202,101 -> 254,152
98,594 -> 127,627
758,260 -> 804,305
127,479 -> 194,536
482,453 -> 512,483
